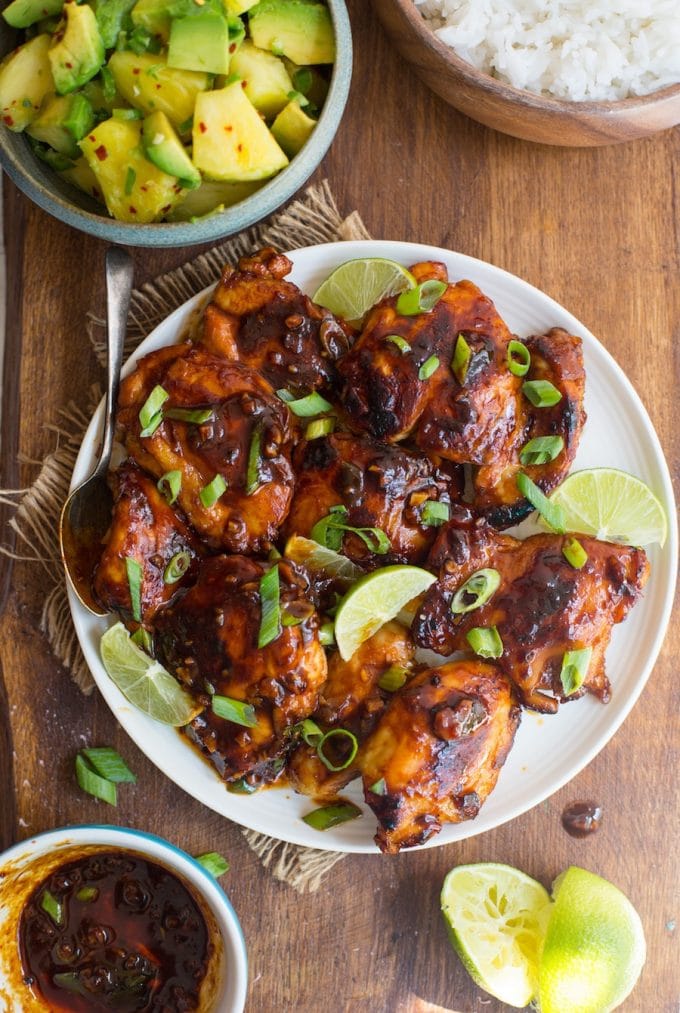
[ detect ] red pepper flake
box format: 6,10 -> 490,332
224,125 -> 233,132
65,61 -> 73,69
129,206 -> 137,214
94,144 -> 108,161
161,204 -> 171,213
173,183 -> 182,193
198,121 -> 207,133
155,83 -> 161,89
140,185 -> 148,192
241,80 -> 247,88
229,43 -> 236,53
133,67 -> 140,75
237,143 -> 243,152
2,115 -> 13,127
88,134 -> 96,141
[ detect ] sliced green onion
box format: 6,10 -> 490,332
369,778 -> 386,795
305,417 -> 335,440
81,747 -> 136,784
163,550 -> 191,584
421,501 -> 449,527
396,279 -> 447,315
292,67 -> 313,94
165,407 -> 214,424
385,333 -> 410,354
562,537 -> 588,569
40,889 -> 63,926
521,379 -> 562,408
75,886 -> 98,903
560,646 -> 593,696
195,852 -> 230,877
292,718 -> 324,746
302,802 -> 362,831
466,625 -> 504,659
451,568 -> 501,615
100,66 -> 116,102
378,665 -> 408,692
258,564 -> 280,648
75,753 -> 117,806
131,627 -> 152,652
316,728 -> 359,771
311,507 -> 390,555
520,435 -> 564,466
451,333 -> 471,384
227,777 -> 258,794
112,107 -> 143,121
246,421 -> 263,495
287,88 -> 309,106
157,470 -> 181,505
319,622 -> 335,646
199,474 -> 227,508
507,340 -> 531,377
125,557 -> 142,623
211,695 -> 257,727
124,166 -> 136,195
276,390 -> 333,417
418,354 -> 440,381
516,472 -> 566,533
139,384 -> 168,437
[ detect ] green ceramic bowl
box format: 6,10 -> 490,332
0,2 -> 352,247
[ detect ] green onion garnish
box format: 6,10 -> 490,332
276,389 -> 333,417
378,665 -> 408,692
131,627 -> 152,652
418,355 -> 440,381
165,407 -> 214,424
112,108 -> 143,121
292,718 -> 324,746
75,752 -> 117,806
157,470 -> 181,504
287,88 -> 309,106
124,166 -> 136,195
451,333 -> 471,384
560,646 -> 593,696
311,506 -> 391,555
396,279 -> 447,315
317,728 -> 359,771
81,747 -> 136,783
75,886 -> 98,902
302,801 -> 362,831
451,568 -> 501,614
199,474 -> 227,508
516,472 -> 566,533
421,501 -> 449,527
305,417 -> 335,440
466,625 -> 504,659
519,435 -> 564,466
521,379 -> 562,407
258,564 -> 280,648
246,421 -> 263,495
507,340 -> 531,377
562,537 -> 588,569
100,66 -> 116,101
292,67 -> 313,94
385,333 -> 410,354
178,114 -> 194,133
195,852 -> 230,877
125,557 -> 143,622
369,778 -> 386,795
163,550 -> 191,584
40,889 -> 64,926
319,622 -> 335,646
211,695 -> 257,727
227,777 -> 258,794
139,384 -> 168,437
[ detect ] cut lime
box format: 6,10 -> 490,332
334,564 -> 436,661
312,257 -> 416,321
539,866 -> 646,1013
547,468 -> 667,547
100,622 -> 203,727
284,534 -> 364,584
441,863 -> 552,1009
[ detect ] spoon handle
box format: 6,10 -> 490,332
96,247 -> 134,478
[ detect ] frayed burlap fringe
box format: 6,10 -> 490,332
1,182 -> 370,891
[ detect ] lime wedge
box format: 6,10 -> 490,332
548,468 -> 667,547
539,866 -> 646,1013
333,564 -> 435,661
284,534 -> 364,584
441,863 -> 552,1009
312,257 -> 416,321
100,622 -> 202,727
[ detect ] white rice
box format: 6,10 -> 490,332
414,0 -> 680,101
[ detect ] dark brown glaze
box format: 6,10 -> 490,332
199,247 -> 353,394
359,660 -> 520,854
154,555 -> 327,785
284,431 -> 459,566
561,800 -> 603,837
92,462 -> 201,625
18,851 -> 211,1013
117,345 -> 295,554
413,522 -> 650,713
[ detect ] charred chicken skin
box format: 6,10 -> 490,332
413,520 -> 649,713
360,660 -> 520,854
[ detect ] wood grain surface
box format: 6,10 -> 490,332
1,3 -> 678,1011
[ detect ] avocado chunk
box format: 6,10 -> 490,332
0,33 -> 54,132
3,0 -> 62,29
249,1 -> 335,65
167,12 -> 234,76
49,2 -> 105,95
168,177 -> 263,220
142,109 -> 201,188
96,0 -> 138,50
27,92 -> 94,157
230,39 -> 293,119
108,51 -> 209,127
192,81 -> 288,182
270,99 -> 315,157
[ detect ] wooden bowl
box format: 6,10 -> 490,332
373,0 -> 680,146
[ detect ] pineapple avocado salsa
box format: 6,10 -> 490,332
0,0 -> 335,222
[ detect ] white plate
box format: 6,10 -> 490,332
69,241 -> 678,853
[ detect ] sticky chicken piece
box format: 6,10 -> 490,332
117,343 -> 294,554
360,660 -> 520,853
154,555 -> 327,785
413,521 -> 650,713
92,462 -> 201,624
284,432 -> 458,566
199,247 -> 352,393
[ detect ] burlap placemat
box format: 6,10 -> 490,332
0,180 -> 371,892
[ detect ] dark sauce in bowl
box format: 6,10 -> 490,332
18,850 -> 213,1012
561,800 -> 603,838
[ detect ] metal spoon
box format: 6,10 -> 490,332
59,246 -> 134,615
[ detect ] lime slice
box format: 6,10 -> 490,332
333,564 -> 436,661
547,468 -> 667,547
312,257 -> 416,321
284,534 -> 364,584
441,863 -> 552,1009
539,866 -> 646,1013
100,622 -> 202,727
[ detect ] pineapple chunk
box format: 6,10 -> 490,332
59,155 -> 101,201
168,178 -> 263,220
0,34 -> 54,131
230,39 -> 293,119
108,51 -> 209,128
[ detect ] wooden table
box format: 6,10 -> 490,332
1,3 -> 678,1010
